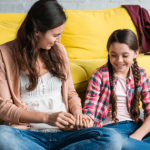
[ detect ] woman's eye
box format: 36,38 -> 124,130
123,55 -> 128,58
54,34 -> 61,37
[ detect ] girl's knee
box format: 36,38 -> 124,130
105,128 -> 122,150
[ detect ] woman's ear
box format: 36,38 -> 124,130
34,28 -> 39,36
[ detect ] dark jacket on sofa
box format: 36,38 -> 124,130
123,5 -> 150,53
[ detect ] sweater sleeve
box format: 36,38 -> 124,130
0,49 -> 24,124
57,43 -> 82,110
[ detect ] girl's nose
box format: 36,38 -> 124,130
117,56 -> 123,62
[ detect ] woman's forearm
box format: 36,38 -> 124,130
20,110 -> 75,128
19,109 -> 48,123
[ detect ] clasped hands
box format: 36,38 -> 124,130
64,113 -> 94,131
46,111 -> 94,131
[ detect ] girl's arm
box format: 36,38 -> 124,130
130,116 -> 150,140
83,68 -> 102,122
130,68 -> 150,140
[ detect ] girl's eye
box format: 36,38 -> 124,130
111,55 -> 116,57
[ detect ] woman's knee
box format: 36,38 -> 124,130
0,125 -> 21,149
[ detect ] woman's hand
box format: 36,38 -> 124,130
45,111 -> 75,129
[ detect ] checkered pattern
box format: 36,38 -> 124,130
83,63 -> 150,127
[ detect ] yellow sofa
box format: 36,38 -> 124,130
0,6 -> 150,114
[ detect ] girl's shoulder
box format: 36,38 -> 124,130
131,64 -> 147,76
93,63 -> 109,74
91,63 -> 109,79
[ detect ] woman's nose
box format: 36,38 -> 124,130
55,35 -> 61,43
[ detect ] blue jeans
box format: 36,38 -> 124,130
0,125 -> 122,150
104,120 -> 150,150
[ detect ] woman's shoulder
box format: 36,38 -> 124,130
55,42 -> 66,53
55,42 -> 68,61
0,40 -> 17,69
0,40 -> 16,57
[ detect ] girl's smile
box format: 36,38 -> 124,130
115,63 -> 126,68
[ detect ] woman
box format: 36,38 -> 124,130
0,0 -> 122,149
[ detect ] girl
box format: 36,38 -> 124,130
0,0 -> 122,150
83,29 -> 150,150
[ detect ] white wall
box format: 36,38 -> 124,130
0,0 -> 149,14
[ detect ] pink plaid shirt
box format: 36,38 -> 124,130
83,63 -> 150,127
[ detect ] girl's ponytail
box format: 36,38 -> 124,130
108,55 -> 118,123
131,58 -> 140,122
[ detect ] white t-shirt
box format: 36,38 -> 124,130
103,75 -> 132,126
19,70 -> 66,132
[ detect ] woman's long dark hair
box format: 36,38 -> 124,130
15,0 -> 67,91
107,29 -> 140,123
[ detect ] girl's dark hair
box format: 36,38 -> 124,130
107,29 -> 140,123
15,0 -> 67,91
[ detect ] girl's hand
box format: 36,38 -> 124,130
64,114 -> 94,131
130,133 -> 142,141
74,114 -> 94,129
45,111 -> 75,129
82,114 -> 94,128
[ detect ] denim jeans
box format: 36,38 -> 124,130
104,120 -> 150,150
0,125 -> 122,150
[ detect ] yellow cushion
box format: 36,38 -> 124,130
61,6 -> 137,59
0,13 -> 26,45
137,54 -> 150,79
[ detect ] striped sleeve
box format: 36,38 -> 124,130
83,68 -> 102,120
140,68 -> 150,118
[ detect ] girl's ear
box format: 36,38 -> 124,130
134,48 -> 140,59
34,28 -> 39,36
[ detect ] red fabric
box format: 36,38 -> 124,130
123,5 -> 150,53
